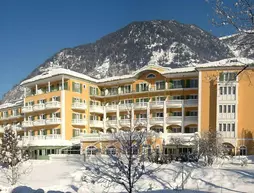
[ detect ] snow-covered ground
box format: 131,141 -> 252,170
0,156 -> 253,193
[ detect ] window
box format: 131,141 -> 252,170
232,105 -> 235,113
90,86 -> 99,96
220,87 -> 223,95
228,87 -> 232,94
156,81 -> 165,90
224,105 -> 227,113
172,111 -> 182,116
147,73 -> 156,79
224,87 -> 227,95
227,124 -> 231,131
155,112 -> 163,117
120,85 -> 131,94
172,127 -> 181,133
228,105 -> 231,113
186,95 -> 198,99
172,95 -> 184,100
171,80 -> 183,89
233,86 -> 236,95
152,96 -> 166,102
136,83 -> 149,92
219,105 -> 222,113
106,146 -> 116,155
136,114 -> 147,119
108,87 -> 118,95
136,98 -> 149,103
219,72 -> 237,81
219,124 -> 222,131
232,123 -> 235,131
189,79 -> 198,88
187,111 -> 198,116
223,124 -> 226,131
72,82 -> 82,93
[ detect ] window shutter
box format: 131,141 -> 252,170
72,113 -> 75,119
121,100 -> 124,104
80,98 -> 82,103
72,98 -> 75,103
90,87 -> 93,95
145,98 -> 149,102
120,86 -> 124,93
72,82 -> 75,91
79,84 -> 82,93
136,84 -> 139,92
43,130 -> 47,135
57,129 -> 61,134
136,98 -> 140,103
169,80 -> 173,89
48,129 -> 51,135
152,97 -> 156,101
64,82 -> 68,90
73,129 -> 76,137
219,73 -> 223,81
80,114 -> 82,119
136,114 -> 139,118
152,113 -> 156,117
96,88 -> 99,95
186,80 -> 190,88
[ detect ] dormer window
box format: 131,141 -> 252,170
147,73 -> 156,79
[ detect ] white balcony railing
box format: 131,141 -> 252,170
75,133 -> 114,141
106,105 -> 117,112
134,102 -> 148,109
218,113 -> 236,120
150,117 -> 164,125
166,116 -> 182,124
22,106 -> 33,113
150,101 -> 164,109
46,118 -> 61,125
106,120 -> 118,127
184,116 -> 198,123
184,99 -> 198,107
45,101 -> 61,109
89,105 -> 104,113
33,103 -> 46,111
119,104 -> 132,111
33,119 -> 46,126
22,134 -> 62,141
119,119 -> 131,127
72,102 -> 87,110
166,100 -> 183,108
72,119 -> 87,126
90,120 -> 104,128
22,121 -> 34,127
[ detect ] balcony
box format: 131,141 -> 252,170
33,119 -> 46,126
150,101 -> 164,109
106,120 -> 118,127
12,125 -> 23,131
0,116 -> 9,121
0,126 -> 4,133
218,113 -> 236,120
90,120 -> 104,128
166,100 -> 183,108
119,104 -> 132,111
218,94 -> 236,101
76,133 -> 114,142
184,116 -> 198,125
72,102 -> 87,110
46,118 -> 61,125
184,99 -> 198,107
33,103 -> 46,111
22,121 -> 33,127
119,119 -> 131,127
8,114 -> 23,120
89,105 -> 104,114
135,118 -> 147,127
72,119 -> 87,126
134,102 -> 148,110
106,105 -> 117,112
166,116 -> 182,125
22,106 -> 33,113
150,117 -> 164,125
45,101 -> 61,109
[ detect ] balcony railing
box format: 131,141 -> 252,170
166,116 -> 182,124
33,103 -> 46,111
184,99 -> 198,106
106,120 -> 117,127
22,106 -> 33,113
119,119 -> 131,127
150,117 -> 164,125
134,102 -> 148,109
150,101 -> 164,109
33,119 -> 46,126
46,118 -> 61,125
22,134 -> 62,141
119,104 -> 132,111
90,120 -> 104,128
75,133 -> 114,141
45,101 -> 61,109
106,105 -> 117,112
22,121 -> 34,127
166,100 -> 183,108
72,119 -> 87,126
72,102 -> 87,110
89,105 -> 104,113
184,116 -> 198,123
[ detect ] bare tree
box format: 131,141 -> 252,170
208,0 -> 254,34
83,108 -> 159,193
0,125 -> 31,185
193,131 -> 226,166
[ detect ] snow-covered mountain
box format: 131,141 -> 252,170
1,20 -> 237,103
220,33 -> 254,58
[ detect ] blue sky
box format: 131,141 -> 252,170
0,0 -> 235,98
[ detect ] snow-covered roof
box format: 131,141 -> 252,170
195,58 -> 254,69
0,100 -> 23,110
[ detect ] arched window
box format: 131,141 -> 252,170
86,146 -> 98,155
147,73 -> 156,79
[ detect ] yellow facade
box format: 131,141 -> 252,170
1,59 -> 254,157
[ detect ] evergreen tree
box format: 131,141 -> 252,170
0,125 -> 30,185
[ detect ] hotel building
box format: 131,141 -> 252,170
0,58 -> 254,159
